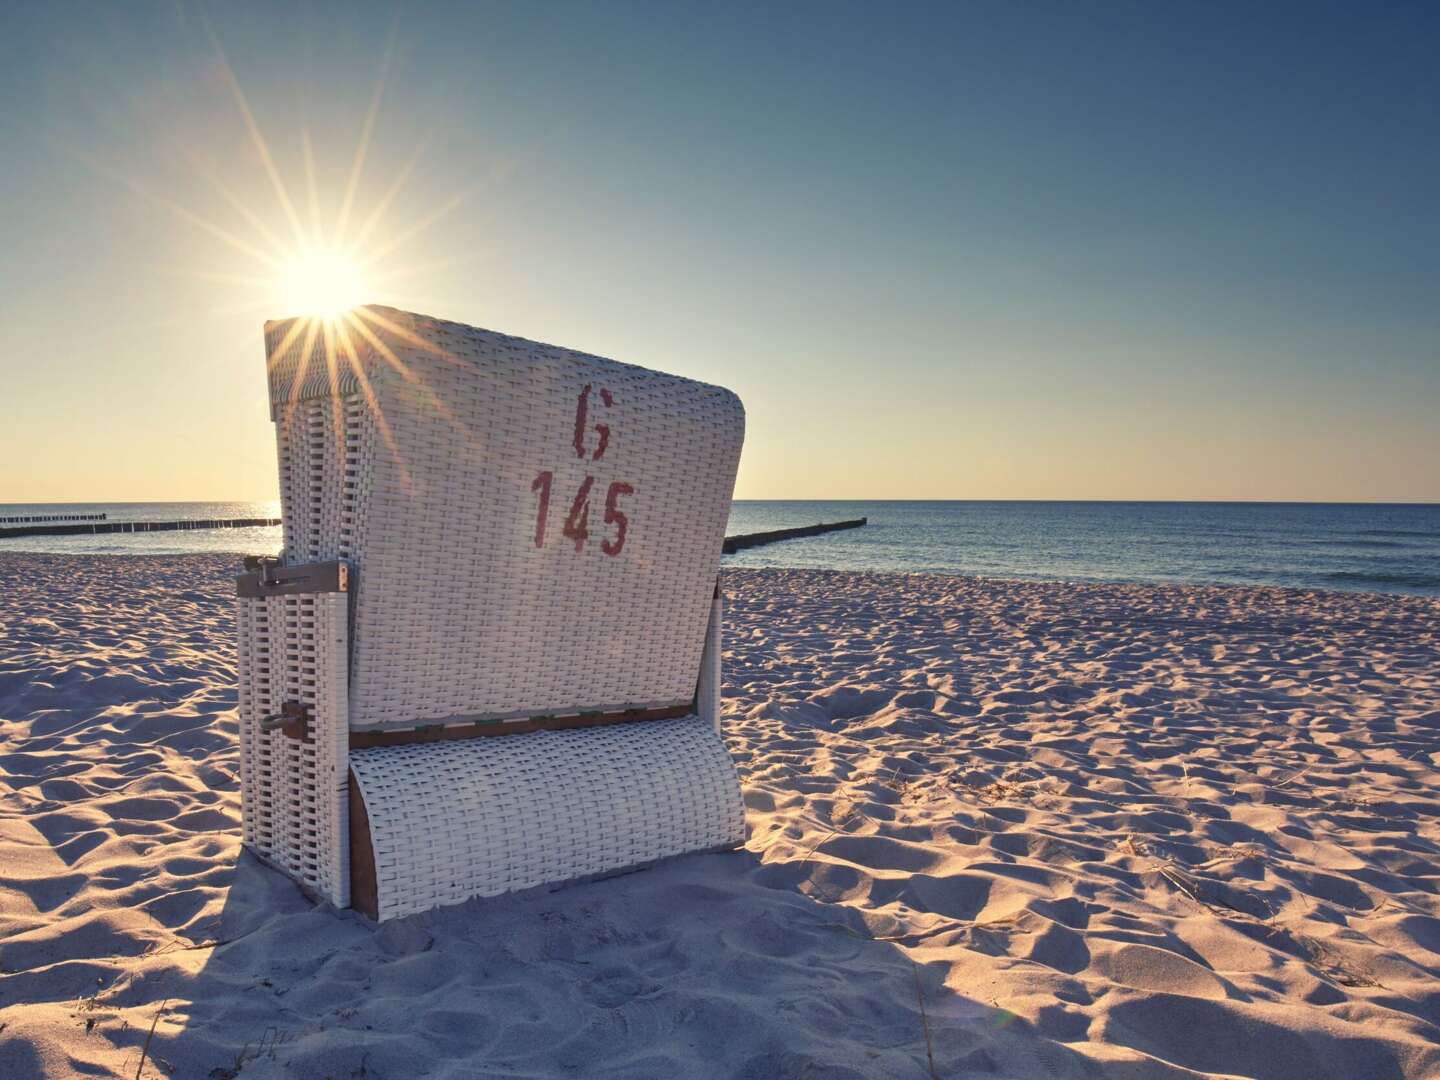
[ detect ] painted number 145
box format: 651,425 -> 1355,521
530,383 -> 635,556
531,473 -> 633,555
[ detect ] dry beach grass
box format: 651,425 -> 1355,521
1,554 -> 1438,1078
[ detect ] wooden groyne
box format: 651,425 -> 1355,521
0,517 -> 280,539
3,515 -> 867,548
722,517 -> 867,554
0,512 -> 107,524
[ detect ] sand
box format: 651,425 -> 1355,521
1,554 -> 1438,1079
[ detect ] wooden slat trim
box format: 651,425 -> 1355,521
347,704 -> 694,749
348,770 -> 379,920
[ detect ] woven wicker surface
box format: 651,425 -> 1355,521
349,715 -> 745,921
237,591 -> 350,907
264,307 -> 745,730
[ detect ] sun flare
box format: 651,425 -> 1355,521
274,247 -> 369,320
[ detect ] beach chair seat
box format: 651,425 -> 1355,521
235,307 -> 746,920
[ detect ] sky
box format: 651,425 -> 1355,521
1,1 -> 1436,503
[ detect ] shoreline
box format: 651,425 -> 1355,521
5,499 -> 1439,597
1,555 -> 1438,1077
3,549 -> 1439,602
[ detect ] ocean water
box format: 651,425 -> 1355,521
2,501 -> 1437,595
723,501 -> 1440,595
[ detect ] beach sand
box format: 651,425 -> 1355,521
1,554 -> 1438,1079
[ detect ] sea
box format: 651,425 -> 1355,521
2,501 -> 1437,596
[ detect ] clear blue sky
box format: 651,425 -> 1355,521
2,1 -> 1436,501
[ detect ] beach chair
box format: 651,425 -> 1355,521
234,307 -> 746,921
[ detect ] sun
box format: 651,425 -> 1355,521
85,20 -> 468,336
274,246 -> 369,320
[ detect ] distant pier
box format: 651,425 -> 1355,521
0,512 -> 108,524
3,514 -> 867,548
0,517 -> 281,539
722,517 -> 867,554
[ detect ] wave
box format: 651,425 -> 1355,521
1357,529 -> 1438,539
1305,538 -> 1413,549
1318,570 -> 1440,589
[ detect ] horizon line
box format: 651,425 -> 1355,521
3,498 -> 1438,508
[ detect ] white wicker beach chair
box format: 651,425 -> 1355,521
235,306 -> 746,920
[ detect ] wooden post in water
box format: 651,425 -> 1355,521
0,517 -> 282,540
721,517 -> 867,554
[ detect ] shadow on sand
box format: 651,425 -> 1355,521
87,846 -> 1110,1080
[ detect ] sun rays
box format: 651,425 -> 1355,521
182,12 -> 464,322
104,12 -> 484,495
33,7 -> 509,499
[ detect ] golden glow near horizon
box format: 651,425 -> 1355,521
274,247 -> 370,321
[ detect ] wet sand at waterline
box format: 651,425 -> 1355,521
1,554 -> 1438,1078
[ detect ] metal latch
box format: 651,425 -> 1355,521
236,559 -> 349,598
258,701 -> 311,741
